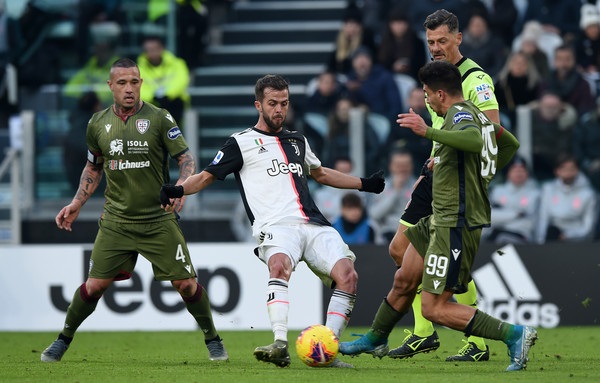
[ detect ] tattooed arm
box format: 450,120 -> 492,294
56,162 -> 104,231
165,150 -> 196,213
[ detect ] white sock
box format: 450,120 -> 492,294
267,278 -> 289,342
325,289 -> 356,338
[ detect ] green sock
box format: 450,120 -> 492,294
63,283 -> 100,338
366,298 -> 407,342
456,280 -> 486,350
466,309 -> 516,343
412,285 -> 435,337
184,284 -> 218,340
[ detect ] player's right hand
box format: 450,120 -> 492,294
55,202 -> 82,231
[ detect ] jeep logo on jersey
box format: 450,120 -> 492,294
136,119 -> 150,134
267,159 -> 304,177
167,126 -> 182,140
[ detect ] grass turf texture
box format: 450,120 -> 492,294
3,327 -> 599,383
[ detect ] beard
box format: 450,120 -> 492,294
264,114 -> 285,132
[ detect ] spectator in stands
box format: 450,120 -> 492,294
75,0 -> 123,65
313,156 -> 365,223
574,4 -> 600,95
482,0 -> 518,48
386,87 -> 432,172
535,154 -> 598,243
460,11 -> 508,80
63,91 -> 102,191
543,44 -> 596,115
494,51 -> 543,129
512,21 -> 555,78
326,3 -> 377,74
522,0 -> 581,42
485,156 -> 541,245
323,97 -> 381,175
367,149 -> 416,242
0,0 -> 24,127
332,192 -> 377,245
137,35 -> 191,125
377,7 -> 426,80
529,92 -> 578,181
574,98 -> 600,191
147,0 -> 209,68
305,70 -> 344,116
64,38 -> 120,107
345,46 -> 403,124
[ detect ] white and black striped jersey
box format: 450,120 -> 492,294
205,127 -> 330,235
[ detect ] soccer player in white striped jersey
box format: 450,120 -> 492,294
161,74 -> 385,368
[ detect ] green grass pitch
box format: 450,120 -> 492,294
2,327 -> 599,382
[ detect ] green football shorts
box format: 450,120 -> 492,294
89,217 -> 197,281
405,216 -> 481,295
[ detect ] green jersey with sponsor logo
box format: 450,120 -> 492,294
425,100 -> 498,228
86,102 -> 188,222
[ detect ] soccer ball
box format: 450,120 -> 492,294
295,325 -> 339,367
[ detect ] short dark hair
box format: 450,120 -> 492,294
418,61 -> 462,97
423,9 -> 459,33
112,58 -> 138,70
341,193 -> 363,208
255,74 -> 289,102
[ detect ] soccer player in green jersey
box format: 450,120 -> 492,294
40,58 -> 228,363
341,9 -> 511,362
347,60 -> 538,371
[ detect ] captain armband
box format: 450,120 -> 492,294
87,150 -> 104,165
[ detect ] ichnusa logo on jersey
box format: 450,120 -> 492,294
473,244 -> 560,328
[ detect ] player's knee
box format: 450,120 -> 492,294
85,279 -> 111,298
172,278 -> 196,296
334,267 -> 358,292
420,300 -> 438,322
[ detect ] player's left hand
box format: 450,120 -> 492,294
359,170 -> 385,193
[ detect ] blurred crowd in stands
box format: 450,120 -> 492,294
1,0 -> 599,243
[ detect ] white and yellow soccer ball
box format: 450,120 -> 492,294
295,325 -> 339,367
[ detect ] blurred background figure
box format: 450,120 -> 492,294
574,4 -> 600,96
322,97 -> 381,175
575,98 -> 600,191
332,192 -> 378,245
460,11 -> 508,80
0,0 -> 24,128
485,156 -> 540,245
367,149 -> 416,242
313,156 -> 364,223
529,92 -> 577,181
344,46 -> 402,124
137,35 -> 190,125
377,7 -> 426,80
64,33 -> 120,107
542,44 -> 595,115
326,2 -> 376,74
62,91 -> 102,191
512,20 -> 555,78
534,154 -> 598,243
494,51 -> 542,130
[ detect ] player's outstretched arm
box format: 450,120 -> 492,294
161,170 -> 216,207
56,161 -> 103,231
310,167 -> 384,193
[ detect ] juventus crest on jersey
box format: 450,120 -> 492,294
205,127 -> 330,235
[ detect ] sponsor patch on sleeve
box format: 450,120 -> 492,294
475,83 -> 494,103
452,111 -> 474,124
211,150 -> 224,165
167,126 -> 182,140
